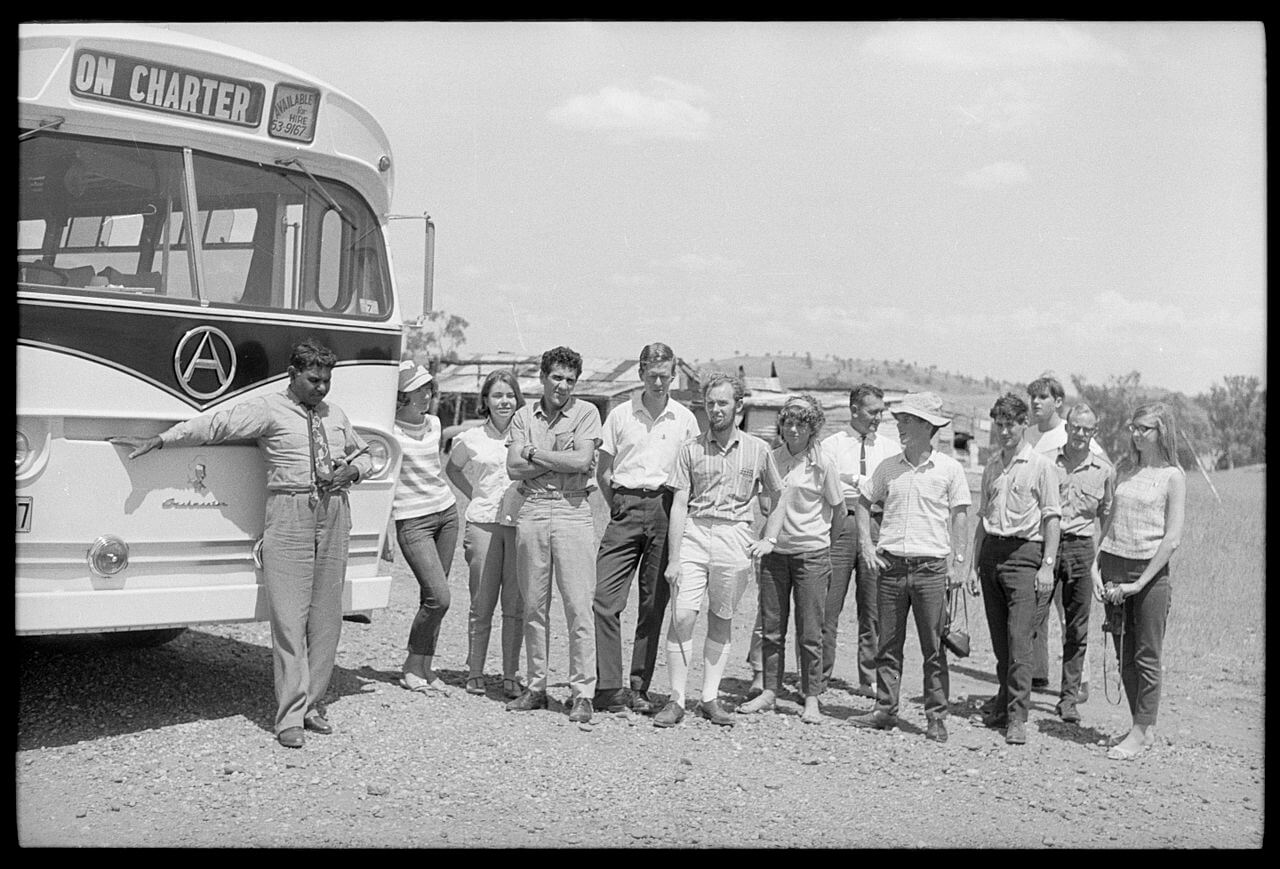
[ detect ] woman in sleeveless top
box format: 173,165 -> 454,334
1092,401 -> 1186,760
393,361 -> 459,696
445,370 -> 527,699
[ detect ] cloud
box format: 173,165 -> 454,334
860,21 -> 1130,69
548,78 -> 711,140
956,161 -> 1032,189
953,79 -> 1042,137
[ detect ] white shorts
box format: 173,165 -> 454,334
673,518 -> 755,620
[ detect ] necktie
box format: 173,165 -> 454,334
307,406 -> 332,506
859,437 -> 867,477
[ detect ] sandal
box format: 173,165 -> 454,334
1106,743 -> 1146,761
400,672 -> 450,696
502,677 -> 524,699
465,676 -> 486,696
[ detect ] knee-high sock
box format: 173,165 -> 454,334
666,612 -> 695,708
701,638 -> 731,702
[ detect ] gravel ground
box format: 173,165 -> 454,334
16,492 -> 1265,849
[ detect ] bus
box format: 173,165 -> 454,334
17,23 -> 424,642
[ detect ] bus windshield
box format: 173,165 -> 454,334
18,130 -> 392,319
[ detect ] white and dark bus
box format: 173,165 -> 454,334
17,23 -> 423,642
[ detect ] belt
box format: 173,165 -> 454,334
614,486 -> 666,497
846,508 -> 884,516
521,489 -> 589,500
1062,533 -> 1094,541
987,534 -> 1033,543
880,551 -> 946,565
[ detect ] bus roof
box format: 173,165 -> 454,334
18,22 -> 396,216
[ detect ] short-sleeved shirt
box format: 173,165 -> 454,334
667,428 -> 784,525
392,415 -> 457,520
451,424 -> 516,524
978,443 -> 1062,542
821,428 -> 902,512
507,396 -> 602,495
1053,449 -> 1114,537
867,449 -> 972,558
1024,419 -> 1107,458
601,393 -> 701,490
771,443 -> 844,554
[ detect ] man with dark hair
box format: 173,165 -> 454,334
967,393 -> 1061,745
819,383 -> 900,698
505,345 -> 603,724
111,338 -> 372,748
592,343 -> 700,715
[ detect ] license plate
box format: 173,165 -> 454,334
16,496 -> 32,533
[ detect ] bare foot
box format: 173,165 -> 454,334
737,689 -> 777,714
800,698 -> 823,725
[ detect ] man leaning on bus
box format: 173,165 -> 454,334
110,338 -> 373,749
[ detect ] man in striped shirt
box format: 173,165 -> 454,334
652,373 -> 784,728
847,392 -> 970,742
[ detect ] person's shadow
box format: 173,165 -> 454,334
19,628 -> 380,748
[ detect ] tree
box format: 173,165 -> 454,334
1072,371 -> 1215,469
1197,375 -> 1266,470
403,310 -> 469,371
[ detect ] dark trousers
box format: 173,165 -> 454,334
759,548 -> 830,696
824,511 -> 880,688
1100,552 -> 1171,726
873,553 -> 950,720
979,535 -> 1042,724
1031,536 -> 1095,707
396,506 -> 458,657
593,489 -> 673,695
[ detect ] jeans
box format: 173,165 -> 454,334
396,507 -> 458,657
758,548 -> 830,697
1100,552 -> 1171,726
873,553 -> 950,720
464,521 -> 522,679
517,493 -> 597,699
978,535 -> 1042,724
1031,536 -> 1095,708
593,489 -> 673,696
824,511 -> 881,688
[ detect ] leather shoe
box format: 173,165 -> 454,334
629,690 -> 654,715
982,708 -> 1009,729
505,690 -> 548,712
1005,719 -> 1028,745
1055,701 -> 1081,724
568,697 -> 593,723
303,712 -> 332,735
851,684 -> 878,699
847,710 -> 897,731
593,689 -> 628,713
695,698 -> 735,727
925,718 -> 948,743
653,700 -> 685,728
978,695 -> 1000,715
276,727 -> 305,748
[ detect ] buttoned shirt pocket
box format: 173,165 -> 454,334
735,466 -> 758,500
552,430 -> 576,452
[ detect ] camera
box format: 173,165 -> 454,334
1102,584 -> 1125,634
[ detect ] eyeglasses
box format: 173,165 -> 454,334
1128,422 -> 1157,435
1066,424 -> 1097,436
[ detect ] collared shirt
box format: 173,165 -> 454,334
392,415 -> 457,521
978,442 -> 1062,541
1024,419 -> 1107,458
667,428 -> 784,524
159,389 -> 371,493
821,428 -> 902,511
771,443 -> 845,554
1053,448 -> 1115,537
601,393 -> 700,490
507,395 -> 602,494
451,423 -> 516,524
867,449 -> 971,558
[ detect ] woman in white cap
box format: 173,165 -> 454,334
445,369 -> 528,699
393,360 -> 458,695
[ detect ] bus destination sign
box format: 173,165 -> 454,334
269,83 -> 320,143
71,49 -> 265,128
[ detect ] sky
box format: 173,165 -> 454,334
169,21 -> 1265,397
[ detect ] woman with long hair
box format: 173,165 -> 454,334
740,394 -> 844,724
445,369 -> 527,699
1092,401 -> 1187,760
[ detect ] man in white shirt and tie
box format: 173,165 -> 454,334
820,384 -> 901,698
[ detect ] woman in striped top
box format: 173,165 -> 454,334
445,369 -> 527,699
393,361 -> 459,696
1092,401 -> 1186,760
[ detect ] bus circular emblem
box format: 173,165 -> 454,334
174,326 -> 237,399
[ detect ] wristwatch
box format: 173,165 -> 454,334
1042,555 -> 1056,567
954,552 -> 965,563
764,536 -> 777,545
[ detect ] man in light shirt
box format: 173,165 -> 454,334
847,392 -> 970,743
820,384 -> 901,698
967,393 -> 1062,746
592,342 -> 700,715
110,339 -> 372,749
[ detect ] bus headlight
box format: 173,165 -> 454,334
87,535 -> 130,577
16,430 -> 30,472
252,535 -> 265,570
366,437 -> 391,477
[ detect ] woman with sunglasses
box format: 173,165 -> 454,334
1091,402 -> 1186,760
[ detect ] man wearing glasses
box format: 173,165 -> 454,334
820,384 -> 901,698
1041,404 -> 1114,724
